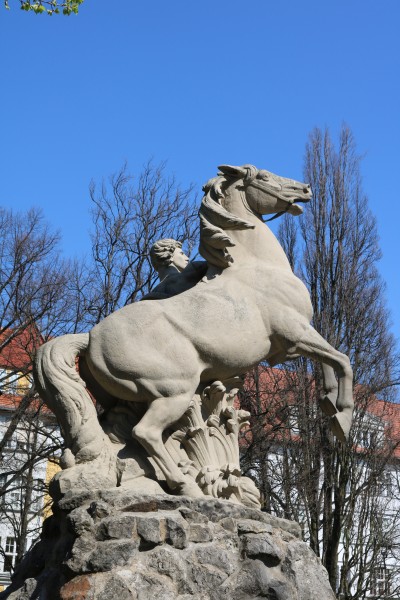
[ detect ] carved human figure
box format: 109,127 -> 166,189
144,238 -> 207,300
150,238 -> 190,280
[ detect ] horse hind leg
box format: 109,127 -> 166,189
284,324 -> 353,441
132,393 -> 204,497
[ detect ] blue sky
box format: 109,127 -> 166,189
1,0 -> 399,342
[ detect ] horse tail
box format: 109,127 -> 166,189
34,333 -> 106,464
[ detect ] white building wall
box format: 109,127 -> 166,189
249,446 -> 400,599
0,412 -> 59,591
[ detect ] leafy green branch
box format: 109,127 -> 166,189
4,0 -> 84,15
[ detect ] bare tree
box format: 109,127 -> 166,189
0,207 -> 84,569
0,206 -> 83,449
241,125 -> 400,599
0,403 -> 60,569
0,161 -> 199,571
84,160 -> 198,325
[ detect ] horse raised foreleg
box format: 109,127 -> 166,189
284,324 -> 353,441
319,364 -> 339,417
132,394 -> 204,497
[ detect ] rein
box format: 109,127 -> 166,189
264,204 -> 291,222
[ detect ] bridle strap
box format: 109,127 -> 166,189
244,176 -> 295,223
264,202 -> 292,222
243,179 -> 294,223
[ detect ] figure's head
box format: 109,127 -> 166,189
150,239 -> 189,273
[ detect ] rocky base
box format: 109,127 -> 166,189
1,490 -> 336,600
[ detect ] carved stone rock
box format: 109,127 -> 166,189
1,490 -> 336,600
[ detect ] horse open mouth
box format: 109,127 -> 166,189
282,192 -> 311,215
288,203 -> 304,216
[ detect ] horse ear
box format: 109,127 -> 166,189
218,165 -> 247,178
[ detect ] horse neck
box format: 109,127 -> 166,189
223,187 -> 292,271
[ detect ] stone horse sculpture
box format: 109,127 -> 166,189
34,164 -> 353,498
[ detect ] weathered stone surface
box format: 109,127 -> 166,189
59,490 -> 302,538
242,533 -> 284,567
194,545 -> 236,575
188,522 -> 214,543
284,538 -> 335,600
237,518 -> 272,535
59,575 -> 93,600
89,501 -> 110,520
97,515 -> 138,541
179,506 -> 208,523
1,579 -> 39,600
0,490 -> 336,600
165,514 -> 188,549
67,534 -> 95,572
88,540 -> 139,572
135,514 -> 167,545
67,507 -> 95,536
219,516 -> 236,532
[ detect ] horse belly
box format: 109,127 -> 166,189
85,286 -> 272,399
174,292 -> 271,377
199,332 -> 270,382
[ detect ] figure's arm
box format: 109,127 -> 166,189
183,260 -> 208,280
141,261 -> 208,301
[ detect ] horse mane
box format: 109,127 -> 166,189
199,171 -> 255,269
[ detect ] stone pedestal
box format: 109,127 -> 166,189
1,490 -> 335,600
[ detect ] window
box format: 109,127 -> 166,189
31,479 -> 45,511
379,471 -> 393,497
0,368 -> 6,392
16,439 -> 28,452
9,489 -> 22,505
370,567 -> 391,597
361,416 -> 385,449
34,478 -> 45,491
0,474 -> 6,505
383,517 -> 392,531
1,371 -> 19,396
6,477 -> 26,509
288,406 -> 300,436
3,537 -> 18,572
8,373 -> 18,395
3,436 -> 15,450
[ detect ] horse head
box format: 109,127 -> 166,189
199,164 -> 312,269
218,164 -> 312,217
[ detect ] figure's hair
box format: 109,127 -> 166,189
150,238 -> 183,270
199,165 -> 256,269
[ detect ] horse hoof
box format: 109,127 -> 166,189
319,395 -> 338,417
60,448 -> 75,469
175,479 -> 204,498
330,413 -> 351,442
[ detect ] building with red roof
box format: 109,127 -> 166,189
239,365 -> 400,599
0,329 -> 59,591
